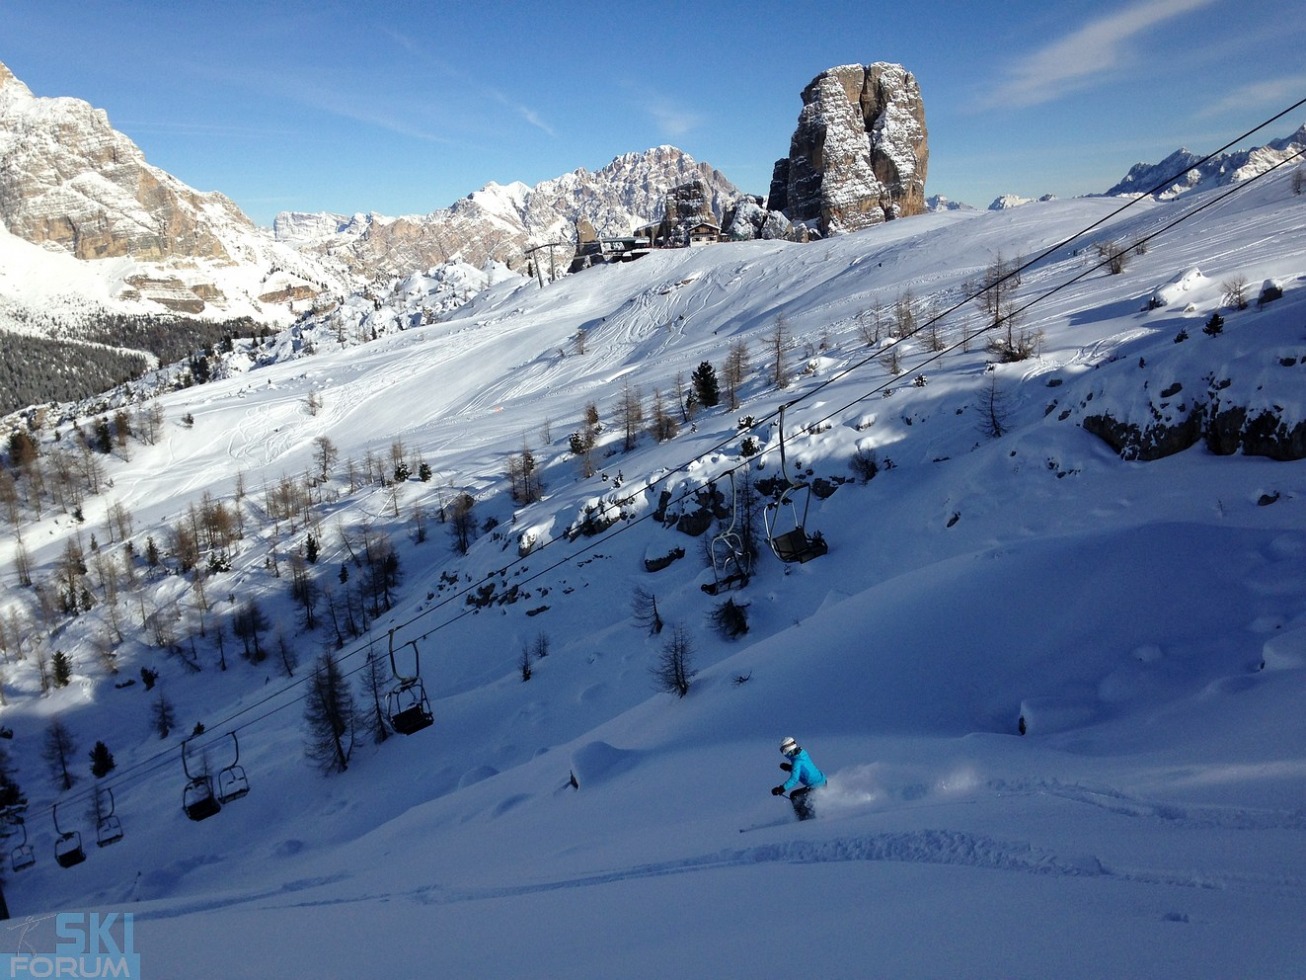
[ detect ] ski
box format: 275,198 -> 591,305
738,818 -> 791,833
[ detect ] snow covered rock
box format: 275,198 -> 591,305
721,195 -> 791,241
1148,267 -> 1209,309
767,62 -> 928,237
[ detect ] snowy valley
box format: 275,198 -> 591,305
0,123 -> 1301,979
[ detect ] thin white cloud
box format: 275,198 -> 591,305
488,89 -> 557,139
649,100 -> 704,139
379,30 -> 556,139
1197,74 -> 1306,118
986,0 -> 1218,109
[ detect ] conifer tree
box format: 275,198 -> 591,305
304,653 -> 356,773
356,647 -> 391,744
691,361 -> 720,408
52,650 -> 73,688
151,690 -> 177,739
0,744 -> 23,808
89,740 -> 116,778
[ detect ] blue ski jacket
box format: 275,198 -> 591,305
782,749 -> 827,792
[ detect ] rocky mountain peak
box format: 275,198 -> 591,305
0,60 -> 253,266
279,146 -> 741,279
767,62 -> 928,237
0,61 -> 26,93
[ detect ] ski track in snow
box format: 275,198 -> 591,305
996,777 -> 1306,831
129,815 -> 1306,926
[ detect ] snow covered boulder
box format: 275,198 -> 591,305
1257,279 -> 1285,307
643,544 -> 685,573
1017,697 -> 1098,736
570,741 -> 641,787
1261,627 -> 1306,671
1148,267 -> 1208,309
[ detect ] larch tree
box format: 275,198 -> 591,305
42,718 -> 78,790
304,652 -> 357,773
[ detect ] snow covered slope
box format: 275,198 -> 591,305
0,162 -> 1303,978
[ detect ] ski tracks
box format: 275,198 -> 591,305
129,789 -> 1306,923
991,776 -> 1306,831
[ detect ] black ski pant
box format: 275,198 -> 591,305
790,786 -> 818,821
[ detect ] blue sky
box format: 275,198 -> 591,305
3,0 -> 1303,227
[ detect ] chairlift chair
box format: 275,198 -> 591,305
702,471 -> 752,595
53,803 -> 86,868
387,632 -> 434,735
95,787 -> 124,847
217,732 -> 250,805
764,405 -> 829,565
181,737 -> 222,822
9,815 -> 34,872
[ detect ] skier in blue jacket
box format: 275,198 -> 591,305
772,736 -> 826,820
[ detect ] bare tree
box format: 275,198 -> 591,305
723,341 -> 750,411
974,254 -> 1039,362
1221,275 -> 1249,311
304,653 -> 356,773
289,553 -> 318,630
232,599 -> 269,662
892,290 -> 918,338
13,536 -> 32,587
448,492 -> 476,555
313,435 -> 339,483
651,625 -> 695,698
569,403 -> 600,477
1094,239 -> 1129,275
42,718 -> 78,790
673,372 -> 691,424
0,469 -> 19,528
135,402 -> 165,445
976,374 -> 1011,439
763,314 -> 791,389
614,380 -> 644,452
389,439 -> 408,482
151,689 -> 177,739
631,587 -> 664,635
857,305 -> 886,347
356,646 -> 391,744
276,632 -> 299,678
648,389 -> 679,442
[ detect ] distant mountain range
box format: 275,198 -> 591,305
272,146 -> 740,283
1105,123 -> 1306,199
2,53 -> 1303,418
0,59 -> 740,334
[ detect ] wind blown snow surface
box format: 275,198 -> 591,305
2,167 -> 1305,978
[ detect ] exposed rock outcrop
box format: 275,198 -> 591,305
0,60 -> 345,322
1065,300 -> 1306,462
0,60 -> 249,263
280,146 -> 741,279
721,195 -> 792,241
767,63 -> 928,237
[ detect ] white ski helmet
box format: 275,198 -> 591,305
779,737 -> 799,756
